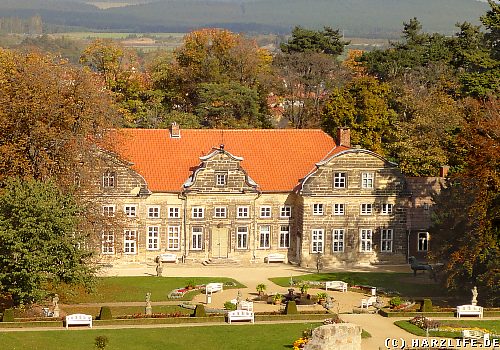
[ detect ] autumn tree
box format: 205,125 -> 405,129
0,49 -> 117,186
430,99 -> 499,305
150,28 -> 272,126
0,178 -> 95,306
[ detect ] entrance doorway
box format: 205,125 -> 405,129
211,227 -> 229,258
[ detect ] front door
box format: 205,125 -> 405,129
211,227 -> 229,258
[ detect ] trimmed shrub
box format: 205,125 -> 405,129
98,306 -> 112,320
224,301 -> 237,311
192,304 -> 207,317
389,296 -> 403,308
2,309 -> 14,322
285,301 -> 298,315
420,299 -> 433,312
95,335 -> 109,349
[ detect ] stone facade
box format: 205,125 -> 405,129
84,128 -> 441,266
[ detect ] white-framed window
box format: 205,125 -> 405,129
259,225 -> 271,249
237,206 -> 249,218
192,206 -> 204,219
124,204 -> 137,218
280,205 -> 292,218
102,171 -> 115,188
334,203 -> 345,215
101,231 -> 114,254
311,229 -> 324,253
381,228 -> 393,252
237,226 -> 248,249
124,229 -> 137,254
260,206 -> 272,218
215,173 -> 227,186
168,207 -> 180,218
167,226 -> 180,250
147,206 -> 160,218
360,203 -> 373,215
418,232 -> 429,252
334,172 -> 347,188
312,203 -> 324,215
361,172 -> 374,189
147,226 -> 160,250
279,225 -> 290,248
191,227 -> 203,250
333,229 -> 344,252
360,229 -> 373,252
381,203 -> 393,215
102,205 -> 115,217
214,207 -> 227,218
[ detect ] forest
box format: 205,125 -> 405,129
0,0 -> 489,37
0,1 -> 498,304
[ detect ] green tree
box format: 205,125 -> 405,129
322,76 -> 396,154
280,26 -> 349,57
0,178 -> 95,306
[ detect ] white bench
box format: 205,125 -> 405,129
325,281 -> 348,292
227,310 -> 254,324
462,329 -> 487,340
265,253 -> 286,264
361,296 -> 377,309
206,282 -> 223,293
65,314 -> 93,329
157,253 -> 178,263
457,304 -> 483,318
240,300 -> 254,311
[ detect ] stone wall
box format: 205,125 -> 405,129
304,323 -> 361,350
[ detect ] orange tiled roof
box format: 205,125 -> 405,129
111,129 -> 346,192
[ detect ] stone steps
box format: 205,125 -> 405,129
202,258 -> 241,266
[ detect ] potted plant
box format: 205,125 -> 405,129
316,292 -> 328,304
272,293 -> 283,305
186,280 -> 196,290
299,283 -> 309,295
256,283 -> 266,296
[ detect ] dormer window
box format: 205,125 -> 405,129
102,171 -> 115,188
215,173 -> 227,186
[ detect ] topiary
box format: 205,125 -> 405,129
224,301 -> 237,311
2,308 -> 14,322
98,306 -> 112,320
192,304 -> 207,317
95,335 -> 109,349
285,300 -> 298,314
421,299 -> 433,312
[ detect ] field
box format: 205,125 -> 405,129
1,323 -> 318,350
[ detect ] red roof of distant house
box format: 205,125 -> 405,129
110,129 -> 345,192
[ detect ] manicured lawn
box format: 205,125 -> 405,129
57,277 -> 245,303
270,272 -> 444,297
395,320 -> 500,338
1,323 -> 320,350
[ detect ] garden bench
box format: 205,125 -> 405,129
325,281 -> 348,292
157,253 -> 178,263
206,282 -> 223,293
240,300 -> 254,311
265,253 -> 286,264
361,296 -> 377,309
65,314 -> 92,329
227,310 -> 254,324
456,304 -> 483,318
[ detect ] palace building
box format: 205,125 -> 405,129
87,124 -> 442,267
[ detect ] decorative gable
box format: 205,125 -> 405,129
183,146 -> 258,194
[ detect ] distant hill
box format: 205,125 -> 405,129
0,0 -> 490,38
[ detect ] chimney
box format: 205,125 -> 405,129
170,122 -> 180,138
337,128 -> 350,148
439,165 -> 449,178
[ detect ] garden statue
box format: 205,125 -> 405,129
236,290 -> 242,309
145,292 -> 152,315
52,294 -> 60,317
156,261 -> 163,277
408,256 -> 436,280
471,286 -> 478,306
